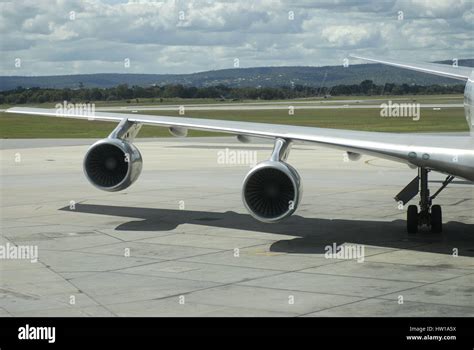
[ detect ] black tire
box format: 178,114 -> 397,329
431,205 -> 442,233
407,205 -> 418,234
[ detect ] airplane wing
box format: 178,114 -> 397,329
6,55 -> 474,232
350,54 -> 473,81
6,106 -> 473,181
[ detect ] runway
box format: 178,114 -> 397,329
1,137 -> 473,317
0,97 -> 463,114
98,103 -> 462,112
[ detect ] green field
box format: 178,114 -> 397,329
0,95 -> 468,138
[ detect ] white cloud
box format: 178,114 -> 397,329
321,25 -> 379,47
0,0 -> 472,75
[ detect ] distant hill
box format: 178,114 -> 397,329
0,59 -> 472,91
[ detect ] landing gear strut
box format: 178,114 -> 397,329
396,167 -> 454,234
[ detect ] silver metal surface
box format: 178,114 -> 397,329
242,160 -> 302,223
350,54 -> 472,81
83,138 -> 143,192
108,118 -> 143,142
8,104 -> 474,182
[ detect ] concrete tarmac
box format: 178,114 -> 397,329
1,137 -> 473,316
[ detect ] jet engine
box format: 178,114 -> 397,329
242,160 -> 302,222
83,138 -> 142,192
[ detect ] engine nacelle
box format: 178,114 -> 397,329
242,160 -> 302,222
83,138 -> 142,192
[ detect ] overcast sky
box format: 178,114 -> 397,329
1,0 -> 473,76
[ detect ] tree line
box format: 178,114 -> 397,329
0,80 -> 465,104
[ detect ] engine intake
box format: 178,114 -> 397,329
83,138 -> 142,192
242,161 -> 302,222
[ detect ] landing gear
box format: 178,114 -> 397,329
396,167 -> 454,233
430,205 -> 442,233
407,205 -> 418,234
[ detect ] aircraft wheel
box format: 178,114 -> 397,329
431,205 -> 442,233
407,205 -> 418,234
